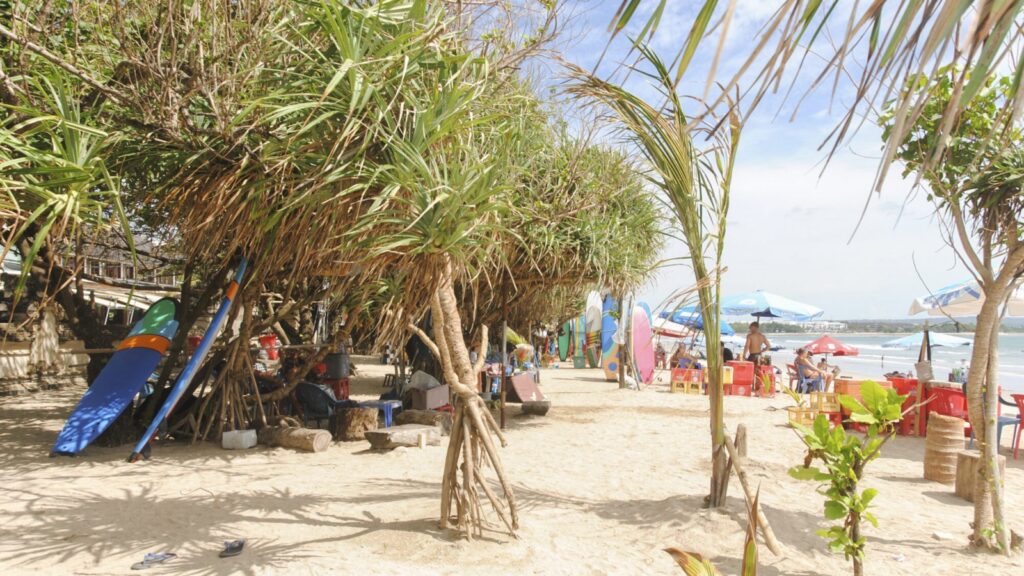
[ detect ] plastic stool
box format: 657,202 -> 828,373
359,399 -> 403,427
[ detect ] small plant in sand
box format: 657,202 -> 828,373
664,489 -> 760,575
788,381 -> 906,576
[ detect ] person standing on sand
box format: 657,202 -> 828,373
655,342 -> 667,369
742,322 -> 771,362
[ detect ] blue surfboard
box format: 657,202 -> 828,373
52,298 -> 179,456
129,260 -> 247,462
600,294 -> 619,381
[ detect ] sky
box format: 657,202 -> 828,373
548,0 -> 968,320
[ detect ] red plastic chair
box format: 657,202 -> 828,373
785,364 -> 799,390
928,387 -> 971,437
1013,394 -> 1024,460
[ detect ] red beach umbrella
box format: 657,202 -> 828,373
803,335 -> 859,357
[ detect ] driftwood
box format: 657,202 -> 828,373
258,425 -> 331,453
330,408 -> 379,441
955,450 -> 1006,503
394,409 -> 452,435
365,424 -> 441,450
723,432 -> 783,557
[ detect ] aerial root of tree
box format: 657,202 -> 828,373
412,274 -> 518,540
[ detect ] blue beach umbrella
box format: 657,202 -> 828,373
658,307 -> 736,335
883,331 -> 973,349
720,290 -> 824,321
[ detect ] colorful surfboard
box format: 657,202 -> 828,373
600,294 -> 619,381
631,305 -> 655,385
585,291 -> 602,368
52,298 -> 180,456
638,301 -> 653,325
574,314 -> 586,366
129,260 -> 247,462
558,321 -> 571,361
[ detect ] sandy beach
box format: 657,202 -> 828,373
1,364 -> 1022,576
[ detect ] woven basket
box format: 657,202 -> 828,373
924,413 -> 966,484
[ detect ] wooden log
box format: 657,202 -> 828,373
735,423 -> 748,460
394,409 -> 453,435
365,424 -> 441,450
723,432 -> 783,557
257,425 -> 331,453
955,450 -> 1006,503
522,400 -> 551,416
330,408 -> 379,441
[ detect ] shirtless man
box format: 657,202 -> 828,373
742,322 -> 771,362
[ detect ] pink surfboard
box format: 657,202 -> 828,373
631,306 -> 655,385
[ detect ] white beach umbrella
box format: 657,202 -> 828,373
909,279 -> 1024,317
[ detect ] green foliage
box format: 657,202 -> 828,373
880,68 -> 1023,243
788,381 -> 906,573
0,73 -> 132,295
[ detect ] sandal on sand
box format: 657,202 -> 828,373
131,552 -> 177,570
219,539 -> 246,558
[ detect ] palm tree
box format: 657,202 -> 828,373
569,45 -> 740,508
605,0 -> 1024,182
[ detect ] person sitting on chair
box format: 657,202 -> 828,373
795,348 -> 831,392
670,344 -> 699,369
655,342 -> 667,369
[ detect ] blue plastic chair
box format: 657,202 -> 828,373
968,395 -> 1020,449
795,363 -> 823,393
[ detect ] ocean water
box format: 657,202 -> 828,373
768,333 -> 1024,394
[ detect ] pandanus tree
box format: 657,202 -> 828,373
2,0 -> 662,539
569,46 -> 740,508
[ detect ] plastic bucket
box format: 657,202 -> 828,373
258,334 -> 279,360
325,352 -> 350,379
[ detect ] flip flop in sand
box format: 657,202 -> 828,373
219,539 -> 246,558
131,552 -> 177,570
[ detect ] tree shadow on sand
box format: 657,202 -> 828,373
0,483 -> 453,575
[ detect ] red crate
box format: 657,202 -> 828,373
887,377 -> 920,435
670,368 -> 703,394
726,361 -> 755,387
724,383 -> 751,397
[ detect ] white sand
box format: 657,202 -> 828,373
1,365 -> 1022,575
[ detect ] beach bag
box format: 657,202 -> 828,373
915,361 -> 934,383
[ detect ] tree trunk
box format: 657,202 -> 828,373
423,267 -> 517,539
702,293 -> 727,507
985,315 -> 1010,552
27,303 -> 63,377
965,283 -> 1008,549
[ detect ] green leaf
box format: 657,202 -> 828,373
814,413 -> 830,438
664,548 -> 723,576
824,500 -> 847,520
675,0 -> 718,85
789,466 -> 829,482
840,395 -> 868,415
859,380 -> 887,411
860,488 -> 878,508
